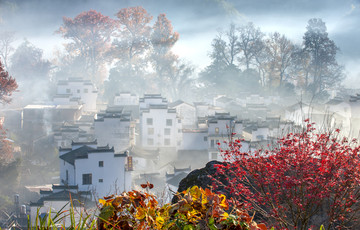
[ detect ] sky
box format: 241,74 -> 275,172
0,0 -> 359,87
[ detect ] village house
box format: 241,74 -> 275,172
58,140 -> 132,199
169,100 -> 196,129
55,78 -> 98,112
113,92 -> 139,106
139,94 -> 182,151
94,106 -> 135,152
207,112 -> 243,161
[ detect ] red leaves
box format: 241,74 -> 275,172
0,60 -> 17,104
215,124 -> 360,229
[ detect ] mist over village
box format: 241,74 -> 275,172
0,0 -> 360,229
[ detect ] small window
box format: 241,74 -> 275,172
82,174 -> 92,185
215,128 -> 219,134
77,89 -> 80,93
148,128 -> 154,135
99,161 -> 104,167
147,118 -> 153,125
99,179 -> 103,183
147,138 -> 154,145
164,128 -> 171,135
84,88 -> 88,93
66,89 -> 71,93
164,138 -> 171,146
211,140 -> 215,148
204,136 -> 208,141
178,119 -> 181,123
211,152 -> 218,160
166,119 -> 172,126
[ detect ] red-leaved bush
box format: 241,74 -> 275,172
214,121 -> 360,230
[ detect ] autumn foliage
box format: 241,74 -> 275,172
98,186 -> 267,230
0,60 -> 17,104
214,121 -> 360,229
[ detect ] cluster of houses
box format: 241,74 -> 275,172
3,77 -> 360,227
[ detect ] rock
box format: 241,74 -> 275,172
172,160 -> 230,203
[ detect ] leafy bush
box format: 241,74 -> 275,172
98,185 -> 267,230
214,121 -> 360,229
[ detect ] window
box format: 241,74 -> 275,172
148,128 -> 154,135
147,138 -> 154,145
164,128 -> 171,135
204,136 -> 208,141
66,170 -> 69,182
84,88 -> 88,93
211,152 -> 218,160
166,119 -> 172,126
178,119 -> 181,123
215,127 -> 219,134
211,140 -> 215,148
82,174 -> 92,185
178,129 -> 181,133
147,118 -> 153,125
99,179 -> 103,183
99,161 -> 104,167
77,89 -> 80,93
66,89 -> 71,93
164,138 -> 171,146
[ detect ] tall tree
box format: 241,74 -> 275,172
199,24 -> 243,96
10,40 -> 50,81
303,18 -> 343,97
57,10 -> 116,85
150,13 -> 180,97
237,22 -> 264,70
114,6 -> 153,73
264,32 -> 295,88
0,31 -> 15,70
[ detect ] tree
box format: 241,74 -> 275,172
263,32 -> 295,88
114,6 -> 153,73
10,40 -> 50,81
0,31 -> 15,70
303,18 -> 343,97
150,13 -> 181,98
0,59 -> 17,104
199,24 -> 243,96
214,122 -> 360,229
237,22 -> 264,70
57,10 -> 116,85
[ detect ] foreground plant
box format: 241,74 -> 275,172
214,121 -> 360,229
98,186 -> 267,229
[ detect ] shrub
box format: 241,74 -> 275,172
98,186 -> 267,230
214,121 -> 360,229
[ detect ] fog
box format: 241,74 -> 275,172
0,0 -> 360,225
1,0 -> 359,83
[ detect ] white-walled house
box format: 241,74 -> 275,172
139,94 -> 181,150
207,113 -> 243,161
114,92 -> 138,106
56,78 -> 98,112
94,106 -> 135,152
59,142 -> 132,199
180,129 -> 208,150
139,94 -> 167,110
169,100 -> 196,129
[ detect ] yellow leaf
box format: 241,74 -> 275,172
135,207 -> 146,220
156,216 -> 165,229
99,199 -> 106,205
